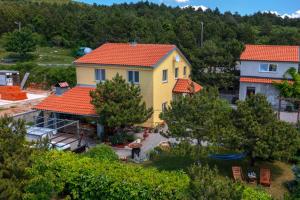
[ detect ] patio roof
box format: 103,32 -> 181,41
34,86 -> 97,116
173,78 -> 202,94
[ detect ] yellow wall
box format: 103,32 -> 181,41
152,50 -> 191,126
75,49 -> 191,127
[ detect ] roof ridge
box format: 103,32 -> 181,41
245,44 -> 300,48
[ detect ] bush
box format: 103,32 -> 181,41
83,144 -> 118,161
188,164 -> 243,200
242,187 -> 272,200
25,151 -> 189,200
109,133 -> 136,145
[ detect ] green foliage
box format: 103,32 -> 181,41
4,28 -> 37,57
0,62 -> 76,88
274,68 -> 300,98
0,116 -> 32,199
232,94 -> 300,165
161,88 -> 235,158
25,151 -> 189,200
83,144 -> 118,162
242,187 -> 272,200
90,74 -> 153,129
188,164 -> 243,200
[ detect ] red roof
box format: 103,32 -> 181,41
34,86 -> 96,116
240,77 -> 293,84
173,78 -> 202,94
240,44 -> 300,62
74,43 -> 176,67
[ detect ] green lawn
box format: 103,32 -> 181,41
142,152 -> 294,199
0,46 -> 75,65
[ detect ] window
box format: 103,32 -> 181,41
259,64 -> 277,72
162,102 -> 168,112
162,69 -> 168,82
175,68 -> 178,79
246,87 -> 256,98
128,71 -> 139,83
95,69 -> 105,82
183,66 -> 187,76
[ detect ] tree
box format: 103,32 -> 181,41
0,116 -> 32,199
90,74 -> 153,133
160,88 -> 234,161
4,28 -> 37,58
232,94 -> 299,166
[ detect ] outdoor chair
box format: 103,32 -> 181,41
260,168 -> 271,187
232,166 -> 243,182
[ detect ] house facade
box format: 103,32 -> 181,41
239,44 -> 300,107
35,43 -> 202,127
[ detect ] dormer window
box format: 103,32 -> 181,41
259,64 -> 277,72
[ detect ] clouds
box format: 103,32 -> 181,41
264,10 -> 300,18
175,0 -> 189,2
182,5 -> 208,11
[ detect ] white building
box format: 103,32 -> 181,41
239,44 -> 300,107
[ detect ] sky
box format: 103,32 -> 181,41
79,0 -> 300,18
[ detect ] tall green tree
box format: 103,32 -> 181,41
4,28 -> 37,58
90,74 -> 153,132
160,88 -> 234,161
232,94 -> 299,166
0,116 -> 32,200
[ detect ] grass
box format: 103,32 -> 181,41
0,46 -> 75,65
142,151 -> 294,199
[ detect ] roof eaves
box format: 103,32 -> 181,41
73,62 -> 153,68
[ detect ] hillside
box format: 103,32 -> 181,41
0,1 -> 299,88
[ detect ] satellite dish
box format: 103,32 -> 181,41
84,47 -> 93,54
175,55 -> 180,62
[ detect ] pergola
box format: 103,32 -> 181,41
26,116 -> 86,152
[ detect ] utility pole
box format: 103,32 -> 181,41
15,21 -> 21,32
200,21 -> 204,47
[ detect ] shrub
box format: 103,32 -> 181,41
242,187 -> 272,200
188,164 -> 243,200
83,144 -> 118,161
25,151 -> 189,200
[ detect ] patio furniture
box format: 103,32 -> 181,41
260,168 -> 271,187
247,171 -> 257,184
232,166 -> 243,182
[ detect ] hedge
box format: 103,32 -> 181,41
24,151 -> 189,200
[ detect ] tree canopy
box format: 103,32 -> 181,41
90,74 -> 153,130
4,28 -> 37,57
232,94 -> 300,165
0,116 -> 32,199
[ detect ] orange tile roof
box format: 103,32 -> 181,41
240,77 -> 293,84
173,78 -> 203,94
240,44 -> 300,62
34,86 -> 97,116
74,43 -> 176,67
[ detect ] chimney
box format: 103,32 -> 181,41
55,82 -> 69,95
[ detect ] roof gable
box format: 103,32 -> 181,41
240,44 -> 300,63
74,43 -> 176,67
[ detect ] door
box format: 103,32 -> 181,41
246,87 -> 256,98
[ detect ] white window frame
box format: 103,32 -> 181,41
259,63 -> 278,73
128,71 -> 140,84
162,69 -> 168,83
95,69 -> 106,82
175,68 -> 179,79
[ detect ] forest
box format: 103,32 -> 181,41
0,0 -> 300,88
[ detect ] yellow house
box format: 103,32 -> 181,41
35,43 -> 202,127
